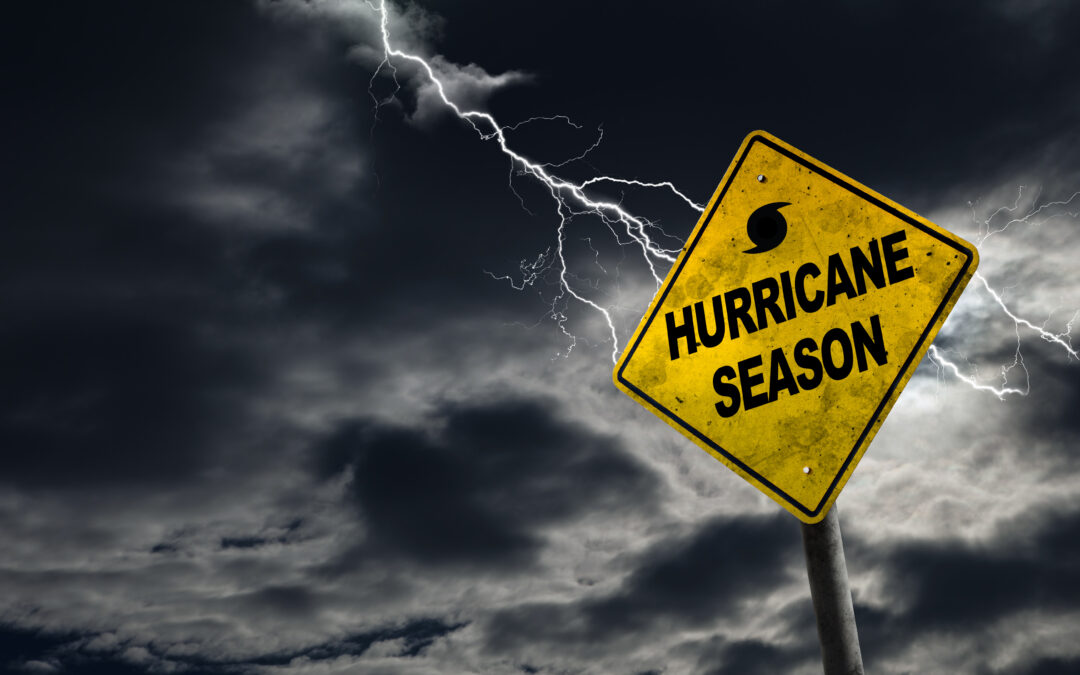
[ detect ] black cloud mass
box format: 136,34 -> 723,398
317,399 -> 659,569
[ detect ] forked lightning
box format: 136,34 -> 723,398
368,0 -> 1076,395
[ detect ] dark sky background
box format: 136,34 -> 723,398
3,1 -> 1080,673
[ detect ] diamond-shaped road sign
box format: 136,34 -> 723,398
614,131 -> 978,524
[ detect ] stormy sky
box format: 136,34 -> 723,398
3,1 -> 1080,673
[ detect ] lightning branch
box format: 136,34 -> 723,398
367,0 -> 1077,396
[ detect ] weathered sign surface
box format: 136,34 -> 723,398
614,131 -> 979,523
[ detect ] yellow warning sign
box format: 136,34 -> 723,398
614,131 -> 978,523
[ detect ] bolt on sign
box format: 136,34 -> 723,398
614,131 -> 979,523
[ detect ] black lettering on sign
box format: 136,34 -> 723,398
821,327 -> 854,380
713,366 -> 740,418
779,270 -> 798,321
826,253 -> 857,307
694,297 -> 726,349
794,337 -> 823,390
739,355 -> 769,411
665,306 -> 697,360
796,262 -> 824,313
852,314 -> 887,371
725,286 -> 757,339
711,316 -> 890,417
665,230 -> 915,362
752,277 -> 786,330
850,239 -> 886,295
882,230 -> 915,284
767,347 -> 799,403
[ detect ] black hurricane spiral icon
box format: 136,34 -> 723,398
745,201 -> 790,254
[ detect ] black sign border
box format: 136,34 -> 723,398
615,133 -> 976,518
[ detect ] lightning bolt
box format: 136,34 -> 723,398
970,186 -> 1080,246
366,0 -> 1077,393
368,0 -> 692,362
928,188 -> 1080,398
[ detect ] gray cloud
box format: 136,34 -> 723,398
0,311 -> 259,489
484,513 -> 801,662
316,396 -> 661,571
0,618 -> 467,674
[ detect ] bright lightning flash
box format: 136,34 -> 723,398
929,188 -> 1080,398
368,0 -> 696,362
368,0 -> 1077,396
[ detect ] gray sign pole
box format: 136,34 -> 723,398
801,505 -> 865,675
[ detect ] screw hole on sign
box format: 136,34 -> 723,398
803,466 -> 812,474
757,174 -> 766,183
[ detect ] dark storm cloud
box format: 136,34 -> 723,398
220,520 -> 302,550
674,594 -> 823,675
1014,657 -> 1080,675
0,311 -> 256,489
587,513 -> 798,630
434,0 -> 1080,207
316,397 -> 660,570
0,2 -> 376,490
235,584 -> 321,618
485,513 -> 799,650
701,637 -> 817,675
842,505 -> 1080,668
221,537 -> 272,550
237,111 -> 564,332
1,2 -> 576,668
1017,352 -> 1080,443
1,4 -> 262,488
0,625 -> 151,675
687,502 -> 1080,674
0,618 -> 465,674
236,617 -> 466,666
486,502 -> 1080,672
922,338 -> 1080,474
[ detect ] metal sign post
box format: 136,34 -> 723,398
613,130 -> 980,672
802,505 -> 864,675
